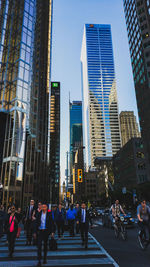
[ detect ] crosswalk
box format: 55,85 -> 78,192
0,231 -> 119,267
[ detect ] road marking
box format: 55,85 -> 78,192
89,232 -> 120,267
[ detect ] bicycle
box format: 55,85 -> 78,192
114,215 -> 127,241
138,221 -> 150,250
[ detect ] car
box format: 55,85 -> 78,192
102,209 -> 135,228
121,212 -> 135,228
95,207 -> 105,217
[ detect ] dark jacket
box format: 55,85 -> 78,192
77,209 -> 92,226
35,211 -> 55,234
25,205 -> 36,220
5,213 -> 19,233
0,210 -> 7,235
55,208 -> 66,222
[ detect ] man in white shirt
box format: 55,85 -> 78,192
34,202 -> 55,267
77,202 -> 92,249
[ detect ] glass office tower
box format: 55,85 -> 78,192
123,0 -> 150,180
0,0 -> 53,206
81,24 -> 121,169
69,101 -> 83,179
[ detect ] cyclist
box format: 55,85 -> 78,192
111,200 -> 126,226
137,199 -> 150,242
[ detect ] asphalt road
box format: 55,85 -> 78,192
90,223 -> 150,267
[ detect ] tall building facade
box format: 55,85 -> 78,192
81,24 -> 121,169
120,111 -> 141,146
49,82 -> 60,204
123,0 -> 150,178
0,0 -> 53,207
69,101 -> 82,180
113,137 -> 149,190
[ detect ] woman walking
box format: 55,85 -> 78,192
5,204 -> 19,257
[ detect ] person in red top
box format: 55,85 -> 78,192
5,204 -> 19,257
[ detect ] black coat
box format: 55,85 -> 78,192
35,211 -> 55,234
77,209 -> 92,226
25,205 -> 36,220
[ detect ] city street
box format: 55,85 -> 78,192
91,222 -> 150,267
0,230 -> 118,267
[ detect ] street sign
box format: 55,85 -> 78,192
122,187 -> 126,194
52,82 -> 59,88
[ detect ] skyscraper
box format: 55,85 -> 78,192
81,24 -> 121,169
0,0 -> 53,206
123,0 -> 150,177
49,82 -> 60,204
120,111 -> 141,146
69,101 -> 83,178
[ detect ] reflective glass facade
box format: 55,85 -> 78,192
81,24 -> 121,169
69,101 -> 82,178
123,0 -> 150,179
0,0 -> 53,206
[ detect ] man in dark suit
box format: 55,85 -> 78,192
77,202 -> 92,249
25,199 -> 36,245
34,202 -> 55,267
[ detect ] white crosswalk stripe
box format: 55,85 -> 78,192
0,231 -> 119,266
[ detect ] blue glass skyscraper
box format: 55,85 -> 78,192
81,24 -> 121,169
69,101 -> 82,179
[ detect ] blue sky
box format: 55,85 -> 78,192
51,0 -> 139,183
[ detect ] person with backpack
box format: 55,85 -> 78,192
5,204 -> 19,258
111,200 -> 126,226
66,204 -> 77,237
137,199 -> 150,243
111,200 -> 126,218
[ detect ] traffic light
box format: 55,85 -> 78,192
78,169 -> 83,182
67,192 -> 70,198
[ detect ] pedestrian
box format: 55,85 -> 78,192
34,202 -> 55,267
55,203 -> 65,239
24,199 -> 36,245
77,202 -> 93,249
75,203 -> 80,234
0,204 -> 6,238
16,207 -> 23,238
5,204 -> 19,257
66,204 -> 76,237
32,202 -> 42,245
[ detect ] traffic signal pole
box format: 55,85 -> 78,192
66,151 -> 69,208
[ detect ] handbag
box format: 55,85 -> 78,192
16,227 -> 21,238
49,237 -> 57,251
